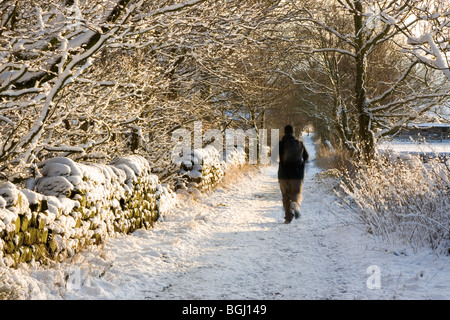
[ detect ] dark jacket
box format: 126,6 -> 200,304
278,134 -> 309,180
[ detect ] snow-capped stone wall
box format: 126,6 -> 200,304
0,155 -> 175,267
0,144 -> 245,268
176,146 -> 246,192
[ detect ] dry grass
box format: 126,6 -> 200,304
338,154 -> 450,253
0,279 -> 20,300
314,139 -> 352,171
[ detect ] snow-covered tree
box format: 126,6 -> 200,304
401,0 -> 450,80
275,0 -> 449,160
0,0 -> 292,183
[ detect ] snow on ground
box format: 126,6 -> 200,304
378,139 -> 450,156
1,134 -> 449,300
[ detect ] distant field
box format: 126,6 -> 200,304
378,139 -> 450,157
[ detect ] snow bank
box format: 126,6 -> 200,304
0,155 -> 177,268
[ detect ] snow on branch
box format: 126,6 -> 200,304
0,0 -> 290,183
401,0 -> 450,80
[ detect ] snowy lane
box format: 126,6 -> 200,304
140,165 -> 340,300
60,134 -> 353,300
6,134 -> 449,300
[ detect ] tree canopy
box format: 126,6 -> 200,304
1,0 -> 449,182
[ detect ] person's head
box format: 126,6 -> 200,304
284,125 -> 294,135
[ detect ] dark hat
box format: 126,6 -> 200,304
284,125 -> 294,135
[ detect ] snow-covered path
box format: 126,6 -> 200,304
3,134 -> 449,300
64,133 -> 351,300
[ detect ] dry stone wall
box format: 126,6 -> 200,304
176,146 -> 246,192
0,155 -> 175,268
0,144 -> 245,268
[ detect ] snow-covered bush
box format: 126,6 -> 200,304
338,153 -> 450,253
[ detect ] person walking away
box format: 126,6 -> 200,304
278,125 -> 309,224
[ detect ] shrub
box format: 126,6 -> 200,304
338,153 -> 450,253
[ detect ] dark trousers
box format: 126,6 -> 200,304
279,179 -> 303,221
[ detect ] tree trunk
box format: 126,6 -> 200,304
354,0 -> 375,161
